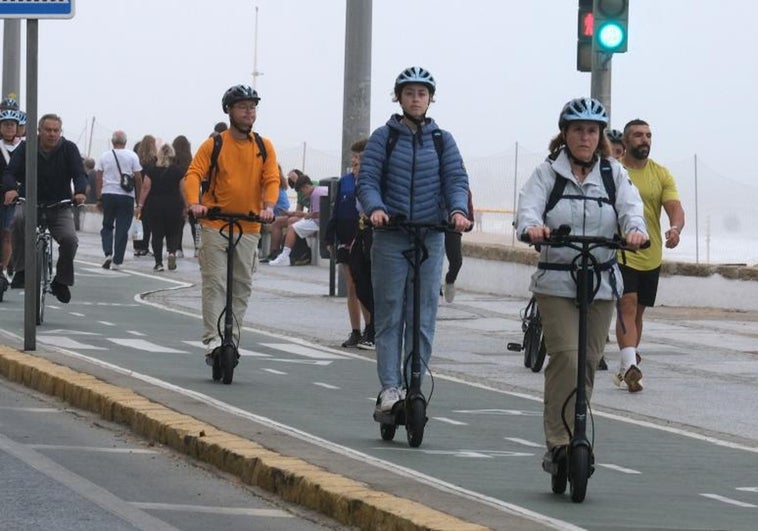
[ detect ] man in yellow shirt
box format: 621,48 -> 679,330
185,85 -> 280,364
614,119 -> 685,392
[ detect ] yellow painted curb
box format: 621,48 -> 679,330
0,346 -> 489,531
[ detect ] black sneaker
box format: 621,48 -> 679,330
597,356 -> 608,370
10,271 -> 24,289
341,330 -> 361,348
50,280 -> 71,303
102,256 -> 112,269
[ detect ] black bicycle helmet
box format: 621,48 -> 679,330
394,66 -> 436,98
558,97 -> 608,129
221,85 -> 260,113
0,97 -> 19,111
606,128 -> 623,143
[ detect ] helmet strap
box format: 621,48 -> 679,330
565,148 -> 597,176
401,112 -> 426,127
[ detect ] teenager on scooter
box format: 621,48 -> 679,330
184,85 -> 280,365
356,67 -> 470,414
515,98 -> 648,476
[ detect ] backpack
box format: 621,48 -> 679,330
201,132 -> 268,194
543,158 -> 617,220
289,235 -> 312,266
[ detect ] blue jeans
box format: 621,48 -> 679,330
371,228 -> 444,391
100,194 -> 135,265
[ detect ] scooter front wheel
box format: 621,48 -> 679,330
405,398 -> 427,448
569,446 -> 590,503
220,345 -> 236,385
380,423 -> 396,441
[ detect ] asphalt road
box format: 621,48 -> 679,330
1,229 -> 757,530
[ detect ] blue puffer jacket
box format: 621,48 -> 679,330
356,114 -> 469,223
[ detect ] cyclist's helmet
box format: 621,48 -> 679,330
221,84 -> 260,113
606,128 -> 623,143
17,111 -> 26,126
558,97 -> 608,129
0,97 -> 18,111
394,66 -> 436,98
0,109 -> 20,123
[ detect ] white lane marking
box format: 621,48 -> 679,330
129,502 -> 291,517
127,330 -> 146,337
262,368 -> 287,375
98,321 -> 115,326
37,336 -> 106,351
505,437 -> 543,448
375,448 -> 534,458
700,493 -> 757,508
736,487 -> 758,493
269,359 -> 331,366
28,346 -> 582,531
68,312 -> 86,317
455,408 -> 541,417
27,444 -> 158,454
597,463 -> 641,474
183,341 -> 271,358
0,407 -> 58,413
432,417 -> 468,426
44,329 -> 100,336
260,343 -> 345,360
313,382 -> 339,390
108,338 -> 186,353
0,432 -> 179,530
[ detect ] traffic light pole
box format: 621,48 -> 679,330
590,51 -> 613,124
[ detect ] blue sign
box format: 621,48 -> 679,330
0,0 -> 75,19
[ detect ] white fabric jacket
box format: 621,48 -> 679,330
515,150 -> 646,300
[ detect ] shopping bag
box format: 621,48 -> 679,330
130,218 -> 144,241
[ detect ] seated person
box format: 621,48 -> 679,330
262,168 -> 312,261
268,174 -> 327,266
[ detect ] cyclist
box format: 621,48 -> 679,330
356,66 -> 471,413
614,119 -> 685,392
2,113 -> 87,303
606,128 -> 625,160
0,109 -> 21,292
515,98 -> 647,471
184,85 -> 280,364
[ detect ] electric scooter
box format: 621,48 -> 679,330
372,216 -> 449,448
523,224 -> 648,502
203,207 -> 270,385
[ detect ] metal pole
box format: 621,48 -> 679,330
86,116 -> 95,157
301,141 -> 306,172
338,0 -> 372,297
251,5 -> 262,89
2,20 -> 21,99
24,19 -> 39,351
590,52 -> 613,121
511,141 -> 519,246
694,154 -> 700,264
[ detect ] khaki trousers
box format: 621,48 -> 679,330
199,226 -> 260,345
535,294 -> 614,450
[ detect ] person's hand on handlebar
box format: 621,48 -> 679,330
624,229 -> 649,249
73,193 -> 86,205
189,203 -> 207,218
524,225 -> 551,243
3,189 -> 18,206
369,209 -> 389,227
259,206 -> 275,223
450,212 -> 471,232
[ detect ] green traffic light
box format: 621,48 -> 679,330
597,21 -> 625,51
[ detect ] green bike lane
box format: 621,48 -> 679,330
2,262 -> 757,530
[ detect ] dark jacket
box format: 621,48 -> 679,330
324,172 -> 359,246
2,137 -> 87,202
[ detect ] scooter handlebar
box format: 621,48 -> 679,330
202,207 -> 274,224
521,224 -> 651,251
383,214 -> 453,231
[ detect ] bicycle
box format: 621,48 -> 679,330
372,215 -> 450,448
202,207 -> 270,385
522,224 -> 648,503
507,296 -> 547,372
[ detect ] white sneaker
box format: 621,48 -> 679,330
612,371 -> 627,389
110,263 -> 120,271
204,338 -> 221,366
444,282 -> 456,303
377,387 -> 402,413
268,253 -> 290,266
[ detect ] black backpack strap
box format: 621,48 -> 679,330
599,158 -> 616,205
253,132 -> 267,163
543,171 -> 568,219
201,134 -> 223,195
431,129 -> 443,166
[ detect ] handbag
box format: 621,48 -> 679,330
113,150 -> 135,192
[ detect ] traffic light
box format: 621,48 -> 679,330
594,0 -> 629,54
577,0 -> 594,72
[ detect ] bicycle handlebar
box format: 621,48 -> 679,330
381,214 -> 453,231
521,224 -> 650,251
12,197 -> 77,209
202,207 -> 273,224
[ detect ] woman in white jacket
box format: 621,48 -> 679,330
515,97 -> 648,478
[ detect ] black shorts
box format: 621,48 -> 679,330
618,264 -> 661,307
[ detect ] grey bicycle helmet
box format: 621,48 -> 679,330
0,97 -> 18,111
394,66 -> 436,97
558,97 -> 608,129
607,128 -> 623,143
221,84 -> 260,113
17,111 -> 26,126
0,109 -> 19,123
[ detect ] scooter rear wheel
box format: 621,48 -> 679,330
569,446 -> 590,503
405,398 -> 426,448
221,345 -> 236,385
380,424 -> 396,441
211,354 -> 222,381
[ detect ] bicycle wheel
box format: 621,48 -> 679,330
35,241 -> 46,325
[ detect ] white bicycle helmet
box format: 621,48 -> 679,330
559,98 -> 608,129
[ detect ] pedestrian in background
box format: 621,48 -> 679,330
133,135 -> 157,257
172,134 -> 193,258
